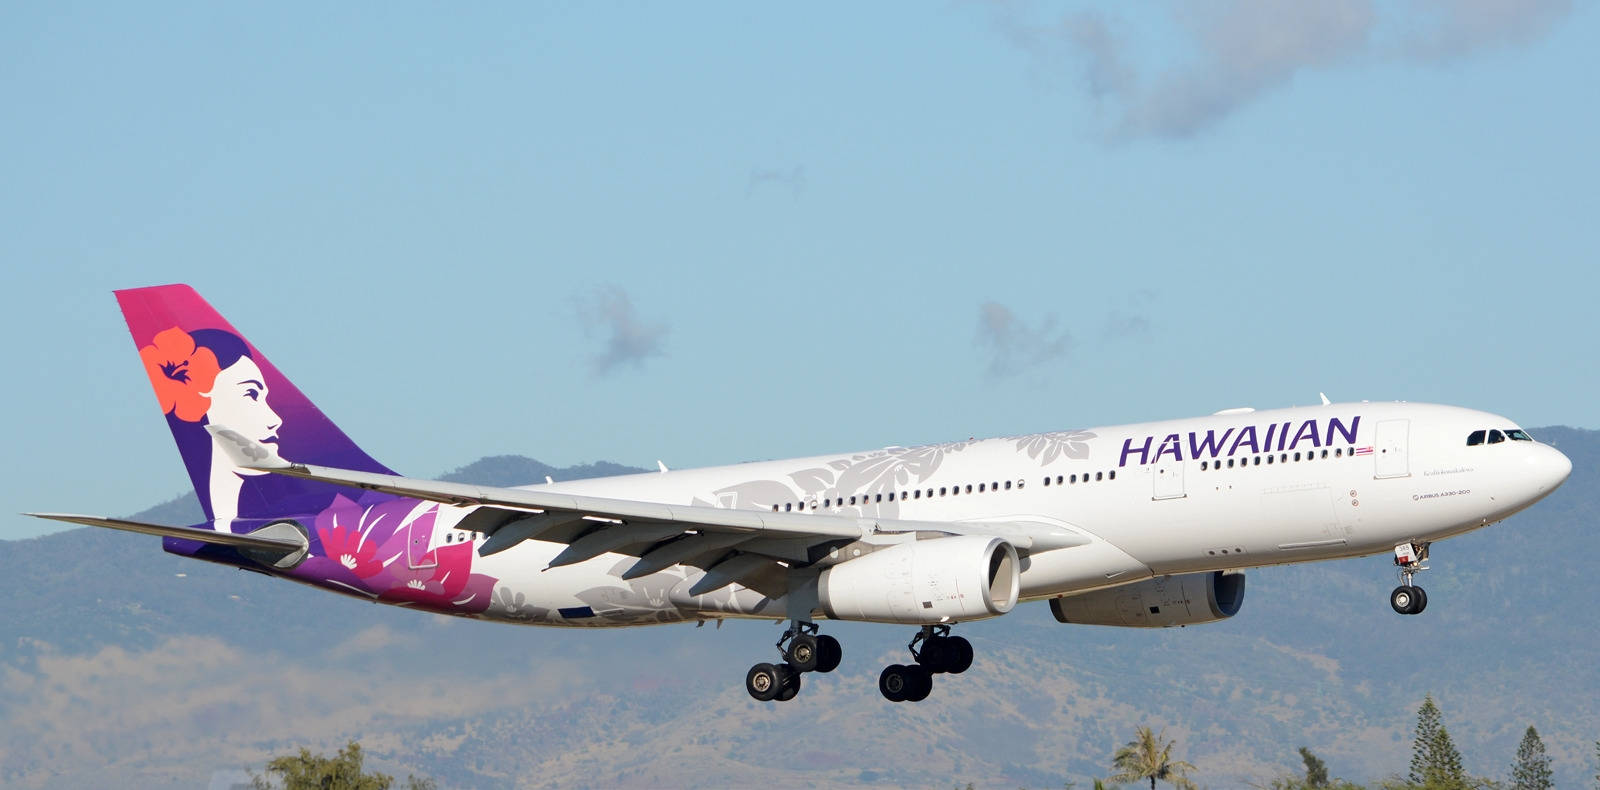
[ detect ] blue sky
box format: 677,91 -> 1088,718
4,1 -> 1595,539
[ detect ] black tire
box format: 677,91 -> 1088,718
879,664 -> 910,702
947,636 -> 974,674
904,664 -> 933,702
785,634 -> 820,672
918,636 -> 951,673
1390,585 -> 1416,615
774,664 -> 802,701
746,662 -> 782,701
1412,586 -> 1428,614
815,634 -> 843,673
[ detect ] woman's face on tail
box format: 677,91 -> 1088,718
205,356 -> 282,461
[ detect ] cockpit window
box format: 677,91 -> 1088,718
1487,429 -> 1506,444
1466,430 -> 1485,446
1507,429 -> 1532,441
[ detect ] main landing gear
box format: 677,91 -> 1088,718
744,621 -> 842,702
1390,541 -> 1430,615
879,625 -> 973,703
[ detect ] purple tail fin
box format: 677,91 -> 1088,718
117,284 -> 394,530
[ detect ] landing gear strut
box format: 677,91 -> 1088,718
1390,541 -> 1430,615
879,625 -> 973,702
744,620 -> 841,702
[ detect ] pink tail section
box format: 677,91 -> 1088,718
116,284 -> 392,528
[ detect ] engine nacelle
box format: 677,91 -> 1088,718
818,536 -> 1019,624
1048,570 -> 1246,628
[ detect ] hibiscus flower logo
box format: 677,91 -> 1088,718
138,327 -> 221,422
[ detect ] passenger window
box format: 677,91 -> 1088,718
1201,461 -> 1209,471
1321,449 -> 1328,459
940,487 -> 947,496
978,483 -> 986,492
1254,457 -> 1261,466
785,503 -> 792,512
1293,452 -> 1300,462
1109,470 -> 1115,480
1467,430 -> 1485,446
913,490 -> 921,499
876,493 -> 883,503
1095,472 -> 1103,481
1227,458 -> 1234,468
1055,476 -> 1063,485
1488,429 -> 1505,444
965,484 -> 973,494
1004,481 -> 1012,490
1266,455 -> 1274,465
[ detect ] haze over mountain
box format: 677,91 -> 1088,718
3,431 -> 1597,789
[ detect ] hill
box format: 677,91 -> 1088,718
2,431 -> 1597,788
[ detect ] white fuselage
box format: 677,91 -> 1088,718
443,402 -> 1569,627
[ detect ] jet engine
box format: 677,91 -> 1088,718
818,535 -> 1019,624
1048,570 -> 1245,628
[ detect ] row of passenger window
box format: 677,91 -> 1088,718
1198,446 -> 1355,471
1041,470 -> 1116,486
772,478 -> 1032,512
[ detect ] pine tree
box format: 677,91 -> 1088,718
1298,746 -> 1330,788
1408,695 -> 1467,789
1509,726 -> 1553,790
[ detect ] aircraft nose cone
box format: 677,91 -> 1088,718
1543,444 -> 1573,489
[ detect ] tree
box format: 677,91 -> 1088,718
1299,746 -> 1330,788
1409,695 -> 1468,790
1110,726 -> 1197,790
250,740 -> 435,790
1509,726 -> 1552,790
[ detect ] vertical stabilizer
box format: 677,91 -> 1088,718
116,284 -> 394,530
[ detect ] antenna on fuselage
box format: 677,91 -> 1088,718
1319,392 -> 1331,406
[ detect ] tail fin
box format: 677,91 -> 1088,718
116,284 -> 394,530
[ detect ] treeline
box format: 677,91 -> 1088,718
964,694 -> 1600,790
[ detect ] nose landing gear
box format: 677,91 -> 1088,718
1390,541 -> 1430,615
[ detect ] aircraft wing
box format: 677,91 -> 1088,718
207,425 -> 1089,596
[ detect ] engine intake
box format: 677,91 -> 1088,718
819,535 -> 1019,624
1048,570 -> 1245,628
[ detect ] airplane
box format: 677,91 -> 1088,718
30,284 -> 1572,703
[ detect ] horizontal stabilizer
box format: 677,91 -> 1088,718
25,513 -> 307,552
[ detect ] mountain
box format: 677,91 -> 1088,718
2,431 -> 1598,789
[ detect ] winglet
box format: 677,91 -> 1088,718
206,424 -> 293,470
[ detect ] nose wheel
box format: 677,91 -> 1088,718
879,625 -> 974,702
744,621 -> 841,702
1389,541 -> 1430,615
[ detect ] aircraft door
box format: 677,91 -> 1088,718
406,517 -> 439,569
1374,419 -> 1410,479
1153,460 -> 1186,500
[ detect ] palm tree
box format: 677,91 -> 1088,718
1110,726 -> 1198,790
